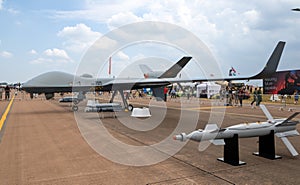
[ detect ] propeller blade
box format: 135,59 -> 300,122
281,137 -> 299,156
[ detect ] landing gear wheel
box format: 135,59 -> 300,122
128,104 -> 134,111
72,105 -> 78,112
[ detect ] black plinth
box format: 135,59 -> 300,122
217,134 -> 246,166
253,130 -> 281,159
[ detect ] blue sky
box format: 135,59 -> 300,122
0,0 -> 300,83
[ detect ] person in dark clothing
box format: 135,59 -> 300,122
250,88 -> 257,108
238,87 -> 245,107
5,85 -> 10,100
294,90 -> 299,104
256,87 -> 262,106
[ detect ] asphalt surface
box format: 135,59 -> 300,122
0,93 -> 299,184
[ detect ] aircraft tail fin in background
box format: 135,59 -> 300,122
251,41 -> 285,79
159,56 -> 192,78
139,64 -> 153,75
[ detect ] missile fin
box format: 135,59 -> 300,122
276,112 -> 300,126
280,137 -> 299,156
210,139 -> 225,145
204,123 -> 219,132
259,105 -> 274,122
275,130 -> 300,137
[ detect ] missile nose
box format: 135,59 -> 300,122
173,133 -> 187,142
173,135 -> 181,141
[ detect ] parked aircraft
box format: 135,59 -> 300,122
22,56 -> 191,108
173,104 -> 299,156
22,41 -> 285,109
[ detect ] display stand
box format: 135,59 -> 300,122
253,130 -> 282,159
218,134 -> 246,166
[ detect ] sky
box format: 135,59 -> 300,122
0,0 -> 300,84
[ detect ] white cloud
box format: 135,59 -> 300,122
107,12 -> 143,29
7,8 -> 19,14
131,53 -> 146,61
116,51 -> 130,61
51,1 -> 148,23
29,57 -> 70,65
29,48 -> 72,65
0,0 -> 3,10
29,58 -> 52,64
57,23 -> 100,40
57,23 -> 101,53
0,51 -> 13,58
46,1 -> 300,76
0,0 -> 18,14
244,9 -> 260,24
44,48 -> 70,59
28,49 -> 37,55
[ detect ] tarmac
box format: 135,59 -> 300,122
0,92 -> 300,185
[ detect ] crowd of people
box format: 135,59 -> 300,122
221,86 -> 262,108
0,85 -> 11,101
127,85 -> 284,108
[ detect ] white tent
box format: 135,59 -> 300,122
196,82 -> 221,99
